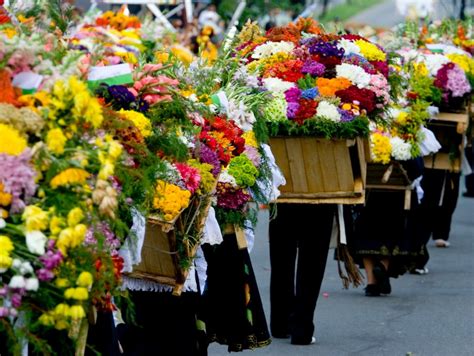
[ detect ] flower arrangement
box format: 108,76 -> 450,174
236,19 -> 392,139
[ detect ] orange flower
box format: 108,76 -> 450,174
316,77 -> 352,97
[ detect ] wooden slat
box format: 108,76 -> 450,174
317,139 -> 340,192
333,140 -> 354,192
424,153 -> 461,172
269,138 -> 292,193
285,138 -> 308,193
357,137 -> 368,186
300,138 -> 324,193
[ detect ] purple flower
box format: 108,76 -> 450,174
287,102 -> 300,119
244,146 -> 261,167
0,286 -> 8,297
0,150 -> 37,213
446,64 -> 471,97
285,87 -> 301,103
37,268 -> 55,282
11,294 -> 22,308
217,187 -> 250,210
39,250 -> 63,270
195,145 -> 221,177
301,88 -> 319,100
338,109 -> 354,122
308,41 -> 345,58
84,222 -> 121,253
301,60 -> 325,76
0,307 -> 9,318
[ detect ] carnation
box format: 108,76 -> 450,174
390,137 -> 412,161
252,41 -> 295,59
316,101 -> 341,122
336,63 -> 371,88
263,77 -> 295,93
446,64 -> 471,97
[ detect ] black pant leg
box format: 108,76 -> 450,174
291,205 -> 334,341
432,172 -> 460,241
465,143 -> 474,194
269,204 -> 298,336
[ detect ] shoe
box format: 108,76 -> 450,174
434,239 -> 450,248
364,284 -> 381,297
410,267 -> 429,275
291,336 -> 316,345
373,263 -> 391,295
462,192 -> 474,198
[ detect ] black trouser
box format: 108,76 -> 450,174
465,143 -> 474,195
418,169 -> 461,243
269,203 -> 335,342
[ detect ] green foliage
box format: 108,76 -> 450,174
267,116 -> 370,139
216,0 -> 298,24
409,72 -> 442,105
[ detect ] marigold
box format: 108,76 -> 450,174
153,180 -> 191,221
119,109 -> 152,137
316,77 -> 352,97
50,168 -> 90,189
0,124 -> 27,156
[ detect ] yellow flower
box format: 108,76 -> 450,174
67,305 -> 86,320
49,216 -> 65,235
0,254 -> 13,271
108,140 -> 123,160
153,180 -> 191,221
64,287 -> 89,301
170,45 -> 195,66
355,40 -> 386,61
67,208 -> 84,227
55,278 -> 70,288
242,131 -> 258,148
98,161 -> 115,180
0,124 -> 27,156
447,53 -> 474,75
55,320 -> 69,330
46,128 -> 67,155
76,272 -> 93,288
50,168 -> 90,189
57,228 -> 74,253
155,51 -> 170,64
39,313 -> 55,326
1,27 -> 17,39
0,183 -> 13,207
54,303 -> 70,317
371,132 -> 391,164
72,224 -> 87,246
22,206 -> 49,231
413,62 -> 429,77
119,109 -> 152,138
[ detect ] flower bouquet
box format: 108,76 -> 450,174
235,19 -> 395,203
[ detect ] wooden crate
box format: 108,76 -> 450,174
126,196 -> 212,296
269,137 -> 367,204
424,112 -> 469,172
366,162 -> 413,210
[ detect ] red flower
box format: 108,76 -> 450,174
336,85 -> 376,113
370,60 -> 389,77
293,99 -> 318,124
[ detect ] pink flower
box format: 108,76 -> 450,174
175,163 -> 201,194
143,64 -> 163,73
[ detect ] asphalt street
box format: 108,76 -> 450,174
209,192 -> 474,356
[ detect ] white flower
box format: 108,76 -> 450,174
338,38 -> 361,56
223,26 -> 237,51
12,259 -> 22,269
25,277 -> 39,291
0,218 -> 5,229
218,170 -> 238,187
25,231 -> 47,255
9,275 -> 26,289
390,137 -> 412,161
252,41 -> 295,59
263,77 -> 295,93
227,99 -> 256,132
316,101 -> 341,122
336,63 -> 371,88
423,54 -> 450,77
20,262 -> 34,275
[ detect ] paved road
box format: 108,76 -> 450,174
347,0 -> 452,28
209,192 -> 474,356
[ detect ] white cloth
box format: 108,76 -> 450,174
258,144 -> 286,202
420,126 -> 442,156
119,209 -> 146,273
201,207 -> 223,246
396,0 -> 434,18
